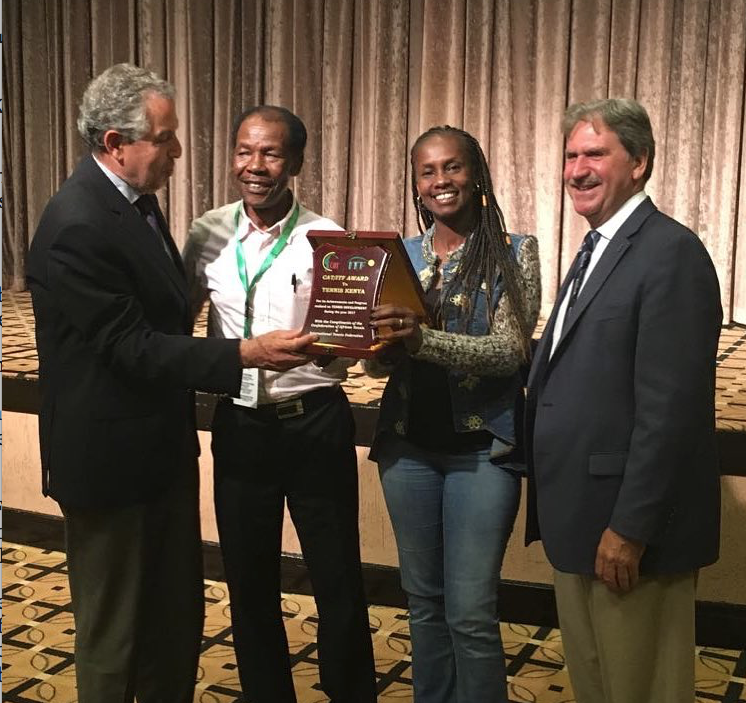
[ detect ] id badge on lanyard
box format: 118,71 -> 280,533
233,202 -> 300,408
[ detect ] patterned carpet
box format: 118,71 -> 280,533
3,543 -> 745,703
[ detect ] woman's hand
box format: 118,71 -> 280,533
370,304 -> 423,354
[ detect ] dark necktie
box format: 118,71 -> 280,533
134,195 -> 161,234
561,229 -> 600,334
134,195 -> 174,261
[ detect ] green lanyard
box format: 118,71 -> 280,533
235,201 -> 300,338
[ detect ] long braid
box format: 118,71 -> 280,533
411,126 -> 532,359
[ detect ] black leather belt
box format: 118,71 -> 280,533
231,385 -> 341,420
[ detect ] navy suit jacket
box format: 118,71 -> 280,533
525,197 -> 722,575
27,155 -> 242,508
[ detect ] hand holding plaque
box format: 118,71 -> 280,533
368,302 -> 424,355
301,231 -> 430,358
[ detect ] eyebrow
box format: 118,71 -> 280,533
565,147 -> 608,156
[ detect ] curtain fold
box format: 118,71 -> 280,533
3,0 -> 745,322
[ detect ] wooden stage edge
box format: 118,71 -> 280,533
3,372 -> 745,476
4,506 -> 745,651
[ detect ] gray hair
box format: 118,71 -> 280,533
77,63 -> 175,151
563,98 -> 656,181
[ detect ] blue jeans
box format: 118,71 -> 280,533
377,436 -> 521,703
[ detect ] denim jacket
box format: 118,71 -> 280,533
370,229 -> 528,470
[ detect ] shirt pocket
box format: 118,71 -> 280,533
265,265 -> 313,330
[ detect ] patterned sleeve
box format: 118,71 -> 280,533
411,235 -> 541,376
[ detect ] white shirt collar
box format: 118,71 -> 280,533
237,192 -> 299,242
92,155 -> 141,205
594,189 -> 648,242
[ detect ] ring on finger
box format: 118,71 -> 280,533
398,318 -> 404,329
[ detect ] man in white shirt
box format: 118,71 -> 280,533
183,106 -> 377,703
525,99 -> 722,702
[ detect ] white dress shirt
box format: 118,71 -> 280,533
93,156 -> 140,204
550,190 -> 648,357
184,195 -> 352,403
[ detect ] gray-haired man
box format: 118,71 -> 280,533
525,98 -> 722,702
27,63 -> 316,703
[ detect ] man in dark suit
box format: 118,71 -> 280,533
26,63 -> 316,703
525,99 -> 722,702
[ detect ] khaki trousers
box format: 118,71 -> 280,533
553,569 -> 696,703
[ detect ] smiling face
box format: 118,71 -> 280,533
413,133 -> 477,230
110,93 -> 182,193
232,113 -> 302,229
563,118 -> 648,228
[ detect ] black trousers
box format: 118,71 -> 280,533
62,465 -> 203,703
212,386 -> 377,703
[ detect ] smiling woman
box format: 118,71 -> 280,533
365,125 -> 542,703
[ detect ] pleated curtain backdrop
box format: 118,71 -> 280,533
3,0 -> 745,321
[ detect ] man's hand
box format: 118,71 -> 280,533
594,527 -> 646,593
239,330 -> 318,371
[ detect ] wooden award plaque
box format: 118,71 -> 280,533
301,230 -> 430,358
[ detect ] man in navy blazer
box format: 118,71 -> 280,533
525,99 -> 721,702
26,63 -> 316,703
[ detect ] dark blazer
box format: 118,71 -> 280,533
27,155 -> 242,508
525,197 -> 722,575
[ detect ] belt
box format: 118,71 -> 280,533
229,385 -> 341,420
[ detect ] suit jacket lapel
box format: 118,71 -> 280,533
127,199 -> 189,299
540,197 -> 658,377
148,195 -> 189,282
80,158 -> 189,301
527,239 -> 586,391
551,238 -> 631,353
528,275 -> 569,390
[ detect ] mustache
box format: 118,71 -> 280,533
569,176 -> 601,188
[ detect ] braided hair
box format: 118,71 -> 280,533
410,126 -> 532,358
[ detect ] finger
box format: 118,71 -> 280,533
371,305 -> 415,321
370,317 -> 399,330
274,354 -> 314,370
370,313 -> 404,326
267,328 -> 301,340
594,549 -> 605,581
616,564 -> 631,593
375,316 -> 414,332
376,326 -> 414,342
286,354 -> 315,365
287,333 -> 319,348
370,305 -> 398,320
601,560 -> 619,592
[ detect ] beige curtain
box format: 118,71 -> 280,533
4,0 -> 746,322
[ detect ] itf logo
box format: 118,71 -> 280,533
347,256 -> 368,271
321,251 -> 341,272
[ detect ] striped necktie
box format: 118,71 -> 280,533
561,229 -> 600,334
